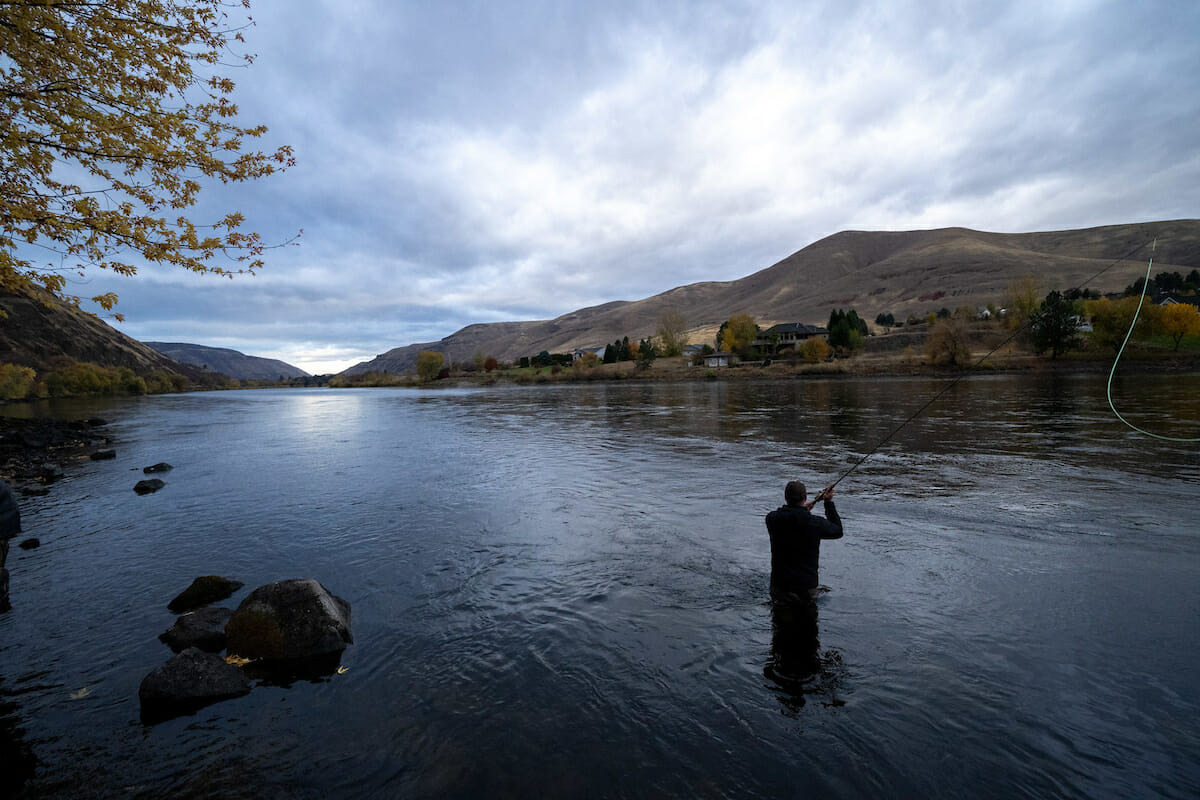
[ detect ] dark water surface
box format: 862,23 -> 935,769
2,374 -> 1198,798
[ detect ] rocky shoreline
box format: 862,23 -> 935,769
0,416 -> 112,497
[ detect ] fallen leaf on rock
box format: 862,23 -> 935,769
337,666 -> 349,675
224,654 -> 254,667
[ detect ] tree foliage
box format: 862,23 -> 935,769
1085,297 -> 1154,351
717,313 -> 757,354
827,309 -> 867,350
800,337 -> 830,363
0,0 -> 294,315
925,315 -> 971,366
1029,290 -> 1080,358
636,337 -> 657,368
1005,276 -> 1041,330
604,336 -> 631,363
415,351 -> 444,382
1159,303 -> 1200,350
656,309 -> 688,357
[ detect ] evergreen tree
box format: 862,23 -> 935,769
1030,291 -> 1080,358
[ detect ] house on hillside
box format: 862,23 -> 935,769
573,346 -> 607,361
754,323 -> 827,355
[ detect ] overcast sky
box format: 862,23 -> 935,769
80,0 -> 1200,373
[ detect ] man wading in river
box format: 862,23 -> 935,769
764,481 -> 843,602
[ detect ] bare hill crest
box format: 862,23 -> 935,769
344,219 -> 1200,375
145,342 -> 310,381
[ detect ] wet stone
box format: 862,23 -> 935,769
134,479 -> 165,495
167,576 -> 244,614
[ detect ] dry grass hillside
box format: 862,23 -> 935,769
0,287 -> 188,375
344,219 -> 1200,375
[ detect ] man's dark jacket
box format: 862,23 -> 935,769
765,500 -> 842,597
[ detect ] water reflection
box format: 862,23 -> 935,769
0,678 -> 36,795
763,596 -> 845,713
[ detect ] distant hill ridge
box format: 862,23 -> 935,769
145,342 -> 310,380
343,220 -> 1200,375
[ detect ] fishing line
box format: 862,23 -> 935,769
818,237 -> 1161,496
1105,240 -> 1200,442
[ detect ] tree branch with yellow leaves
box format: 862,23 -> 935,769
0,0 -> 295,317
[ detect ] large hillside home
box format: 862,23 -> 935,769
755,323 -> 828,354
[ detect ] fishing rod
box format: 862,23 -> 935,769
813,236 -> 1159,500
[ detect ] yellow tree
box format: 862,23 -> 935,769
800,337 -> 830,363
415,351 -> 444,382
717,313 -> 757,354
0,0 -> 294,316
1086,297 -> 1156,351
1159,303 -> 1200,350
1005,276 -> 1041,329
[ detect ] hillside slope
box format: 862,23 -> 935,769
344,219 -> 1200,375
0,288 -> 190,376
145,342 -> 310,380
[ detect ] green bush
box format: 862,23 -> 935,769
0,363 -> 37,399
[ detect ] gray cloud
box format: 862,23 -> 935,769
80,0 -> 1200,373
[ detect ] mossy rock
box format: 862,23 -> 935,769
224,609 -> 287,660
225,578 -> 352,662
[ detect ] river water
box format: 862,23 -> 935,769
1,373 -> 1197,798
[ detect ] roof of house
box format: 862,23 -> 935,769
761,323 -> 827,336
1159,295 -> 1200,307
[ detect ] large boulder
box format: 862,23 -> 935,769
167,575 -> 243,613
133,478 -> 165,495
138,647 -> 251,723
225,579 -> 353,662
159,606 -> 233,653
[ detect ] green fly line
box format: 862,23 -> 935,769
1106,239 -> 1200,442
820,235 -> 1197,496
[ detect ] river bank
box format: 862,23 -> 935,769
0,416 -> 112,496
429,344 -> 1200,389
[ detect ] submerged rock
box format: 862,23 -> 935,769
133,478 -> 165,495
159,606 -> 234,653
138,647 -> 251,723
17,538 -> 38,550
90,449 -> 116,460
225,578 -> 353,662
143,462 -> 173,474
167,576 -> 243,613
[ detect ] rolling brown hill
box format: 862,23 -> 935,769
344,219 -> 1200,375
0,287 -> 191,375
